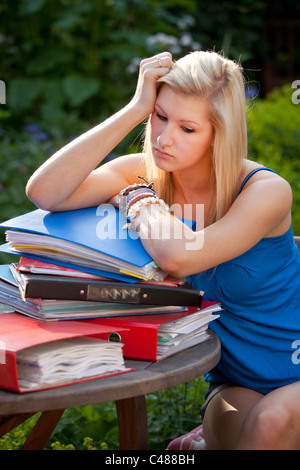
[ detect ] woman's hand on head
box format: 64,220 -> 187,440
131,52 -> 173,119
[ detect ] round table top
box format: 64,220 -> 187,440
0,331 -> 220,415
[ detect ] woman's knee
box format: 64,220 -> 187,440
202,385 -> 262,449
237,403 -> 294,450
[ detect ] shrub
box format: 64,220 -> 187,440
247,84 -> 300,233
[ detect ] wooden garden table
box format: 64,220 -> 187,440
0,331 -> 220,450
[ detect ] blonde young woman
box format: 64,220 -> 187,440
26,51 -> 300,450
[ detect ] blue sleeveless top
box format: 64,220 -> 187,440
186,168 -> 300,394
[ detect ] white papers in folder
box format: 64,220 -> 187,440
5,230 -> 161,281
16,336 -> 129,390
156,303 -> 222,359
158,303 -> 222,335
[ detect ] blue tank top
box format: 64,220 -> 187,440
186,168 -> 300,394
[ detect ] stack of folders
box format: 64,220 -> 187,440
0,205 -> 221,366
0,263 -> 192,321
0,205 -> 205,321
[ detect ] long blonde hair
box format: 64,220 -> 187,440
143,50 -> 247,225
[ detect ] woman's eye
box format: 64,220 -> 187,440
156,112 -> 167,121
182,127 -> 195,134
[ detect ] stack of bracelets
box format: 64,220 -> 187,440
117,176 -> 170,230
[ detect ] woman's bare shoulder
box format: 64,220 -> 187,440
241,160 -> 291,193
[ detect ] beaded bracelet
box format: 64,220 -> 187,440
117,176 -> 155,214
118,176 -> 154,198
118,176 -> 169,230
126,187 -> 157,212
123,196 -> 170,230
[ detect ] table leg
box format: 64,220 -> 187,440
21,409 -> 65,450
0,413 -> 35,438
116,395 -> 148,450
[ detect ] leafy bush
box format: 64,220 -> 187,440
0,121 -> 53,220
3,0 -> 289,134
1,0 -> 201,131
145,377 -> 207,449
247,84 -> 300,233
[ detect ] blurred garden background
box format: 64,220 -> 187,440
0,0 -> 300,450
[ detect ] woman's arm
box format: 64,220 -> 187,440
26,105 -> 145,212
26,52 -> 173,212
132,172 -> 293,278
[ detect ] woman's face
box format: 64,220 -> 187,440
150,85 -> 214,174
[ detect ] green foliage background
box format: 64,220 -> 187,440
0,0 -> 300,450
247,85 -> 300,233
1,0 -> 270,130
